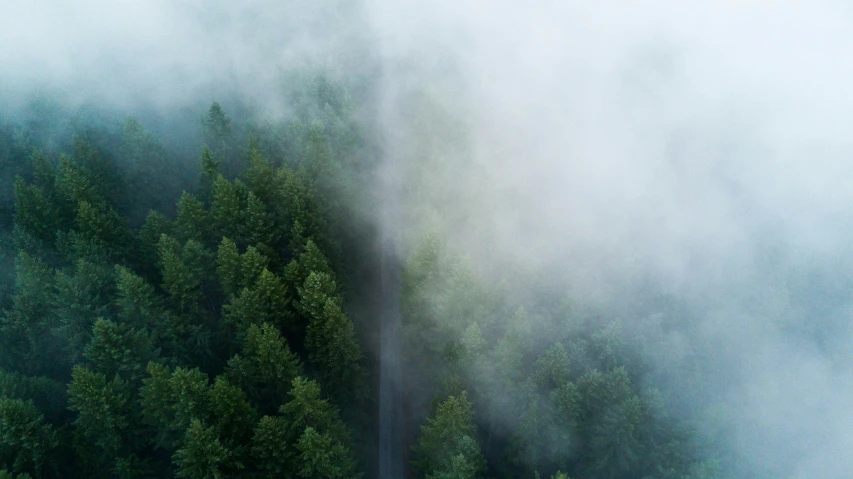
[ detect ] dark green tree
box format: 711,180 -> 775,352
0,397 -> 58,478
225,323 -> 301,413
412,392 -> 485,479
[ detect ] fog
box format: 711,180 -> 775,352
370,1 -> 853,477
4,1 -> 853,477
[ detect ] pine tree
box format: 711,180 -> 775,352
225,323 -> 301,413
202,103 -> 232,162
0,253 -> 57,376
114,265 -> 161,329
295,427 -> 358,479
215,238 -> 242,299
67,366 -> 132,473
208,377 -> 257,447
175,192 -> 209,245
83,318 -> 156,384
284,239 -> 333,292
242,147 -> 278,206
138,211 -> 172,280
172,419 -> 229,479
412,392 -> 485,479
139,363 -> 211,450
296,272 -> 365,400
535,343 -> 571,391
210,176 -> 244,244
74,200 -> 132,257
0,397 -> 58,477
240,245 -> 269,288
306,297 -> 366,401
0,370 -> 66,424
13,178 -> 58,246
157,235 -> 202,311
198,147 -> 220,205
241,192 -> 277,250
69,137 -> 122,208
52,259 -> 116,364
224,269 -> 290,338
55,155 -> 102,210
252,415 -> 293,478
261,377 -> 359,478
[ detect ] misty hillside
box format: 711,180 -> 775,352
0,92 -> 715,479
4,1 -> 853,479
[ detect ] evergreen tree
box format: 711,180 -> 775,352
412,392 -> 485,479
52,259 -> 116,364
83,318 -> 156,384
174,192 -> 210,245
210,176 -> 244,244
215,237 -> 242,298
138,211 -> 172,280
0,253 -> 56,375
224,269 -> 291,338
67,366 -> 132,475
225,323 -> 301,413
172,419 -> 229,479
0,397 -> 58,478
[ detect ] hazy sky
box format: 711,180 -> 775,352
4,1 -> 853,477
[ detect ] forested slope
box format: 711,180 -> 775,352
0,85 -> 378,478
0,87 -> 719,478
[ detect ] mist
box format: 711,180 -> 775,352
368,1 -> 853,478
3,1 -> 853,478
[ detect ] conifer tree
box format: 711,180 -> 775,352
225,323 -> 301,413
0,397 -> 58,477
412,392 -> 484,479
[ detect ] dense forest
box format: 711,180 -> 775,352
0,76 -> 721,478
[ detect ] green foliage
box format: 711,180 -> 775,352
0,469 -> 33,479
157,235 -> 208,311
175,192 -> 210,244
138,211 -> 172,277
242,148 -> 278,206
121,118 -> 176,222
0,96 -> 374,478
173,419 -> 230,479
216,238 -> 271,299
306,295 -> 365,400
74,200 -> 132,255
13,177 -> 58,246
224,269 -> 291,338
242,192 -> 278,251
412,392 -> 485,479
140,363 -> 211,450
52,259 -> 116,363
0,253 -> 57,375
203,103 -> 232,146
215,238 -> 242,298
0,88 -> 719,479
0,397 -> 58,477
296,427 -> 358,479
285,239 -> 333,290
211,175 -> 244,243
225,323 -> 301,413
67,366 -> 131,466
281,378 -> 349,444
114,265 -> 161,328
0,370 -> 66,422
251,415 -> 292,478
83,319 -> 156,383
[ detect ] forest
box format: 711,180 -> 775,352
0,70 -> 723,478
